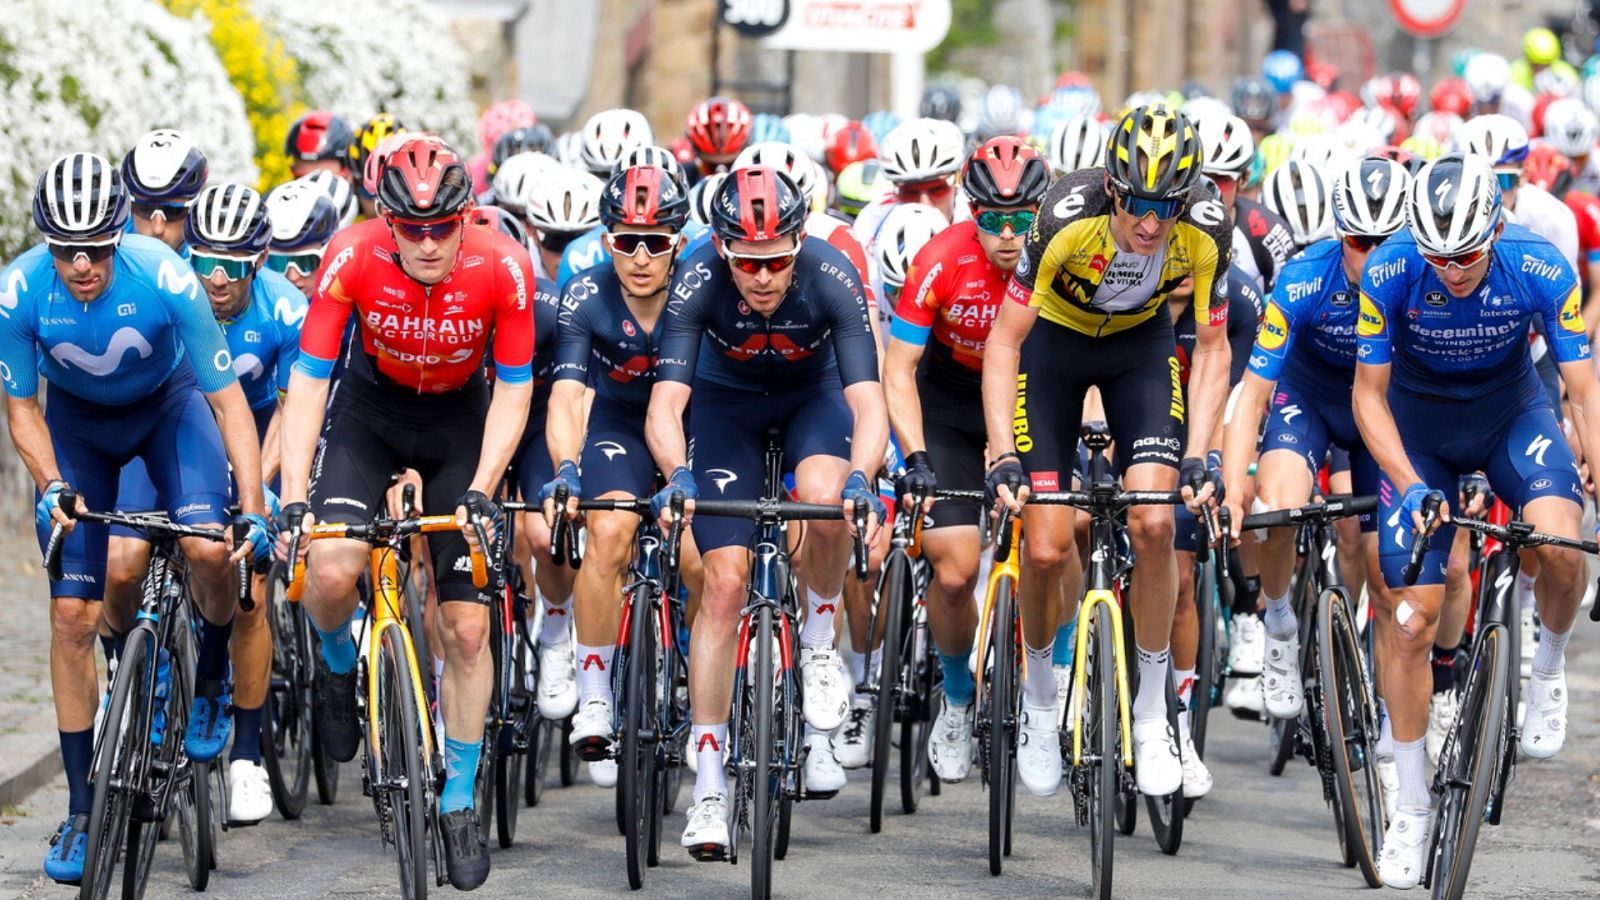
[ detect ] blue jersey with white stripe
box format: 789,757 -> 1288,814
219,269 -> 305,412
0,234 -> 237,404
1248,239 -> 1360,388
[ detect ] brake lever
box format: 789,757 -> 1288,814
851,502 -> 868,582
232,521 -> 254,611
43,489 -> 80,583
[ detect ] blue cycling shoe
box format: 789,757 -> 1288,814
184,680 -> 233,763
44,814 -> 89,884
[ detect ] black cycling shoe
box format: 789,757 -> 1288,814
440,808 -> 490,890
313,663 -> 360,763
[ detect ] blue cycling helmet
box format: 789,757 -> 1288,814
122,130 -> 208,204
749,112 -> 791,146
185,183 -> 272,255
861,110 -> 903,143
1262,50 -> 1304,94
33,152 -> 130,241
265,178 -> 340,251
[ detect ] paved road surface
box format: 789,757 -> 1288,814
0,642 -> 1596,899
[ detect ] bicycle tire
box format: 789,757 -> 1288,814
1191,557 -> 1220,760
403,562 -> 434,706
870,551 -> 911,833
1321,588 -> 1385,888
1429,624 -> 1509,900
81,629 -> 148,900
377,628 -> 430,899
474,736 -> 496,849
495,625 -> 529,847
774,610 -> 800,864
751,605 -> 777,900
1114,598 -> 1138,837
176,612 -> 217,891
1087,603 -> 1117,900
559,718 -> 578,786
900,606 -> 937,815
986,576 -> 1016,876
621,582 -> 657,889
310,631 -> 341,806
1144,672 -> 1185,855
524,717 -> 554,807
132,636 -> 189,900
262,566 -> 313,819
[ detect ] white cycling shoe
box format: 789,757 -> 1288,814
1132,719 -> 1183,797
681,792 -> 730,860
803,733 -> 846,796
1225,676 -> 1264,718
1261,633 -> 1304,719
1377,807 -> 1431,890
537,639 -> 579,720
1016,704 -> 1062,797
570,696 -> 614,762
834,701 -> 873,769
1179,733 -> 1212,799
227,760 -> 273,825
1229,613 -> 1265,675
1520,671 -> 1567,759
1425,690 -> 1458,765
927,698 -> 974,783
799,646 -> 849,732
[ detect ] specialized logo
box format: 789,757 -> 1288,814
595,440 -> 628,460
50,328 -> 154,376
233,353 -> 264,380
1258,302 -> 1290,351
1526,433 -> 1553,467
581,654 -> 606,671
1279,403 -> 1301,424
1357,293 -> 1385,337
705,468 -> 739,492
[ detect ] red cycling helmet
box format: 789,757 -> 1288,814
826,122 -> 878,174
709,166 -> 807,242
962,136 -> 1050,208
600,165 -> 690,230
1376,72 -> 1424,119
1305,60 -> 1340,91
286,111 -> 355,165
1522,142 -> 1574,197
1429,78 -> 1473,117
377,137 -> 474,220
686,97 -> 753,158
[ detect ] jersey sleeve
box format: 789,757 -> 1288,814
1356,252 -> 1405,367
0,258 -> 40,399
1247,298 -> 1296,382
550,282 -> 593,385
826,227 -> 878,322
889,238 -> 950,346
656,254 -> 714,385
294,232 -> 360,380
489,244 -> 536,384
1535,253 -> 1591,364
1226,283 -> 1262,385
1184,194 -> 1235,330
271,289 -> 306,397
822,253 -> 880,386
168,270 -> 238,394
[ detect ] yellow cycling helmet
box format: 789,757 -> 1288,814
1105,104 -> 1204,200
1399,135 -> 1444,161
348,112 -> 408,195
1524,28 -> 1562,66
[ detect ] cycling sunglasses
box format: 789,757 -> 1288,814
896,178 -> 953,199
725,248 -> 800,274
974,209 -> 1037,236
1495,170 -> 1522,192
191,251 -> 257,282
537,229 -> 581,253
1341,233 -> 1387,253
132,200 -> 190,222
266,248 -> 325,278
46,232 -> 121,264
388,215 -> 463,243
606,231 -> 678,257
1421,243 -> 1491,272
1115,191 -> 1184,221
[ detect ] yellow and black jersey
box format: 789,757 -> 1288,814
1005,167 -> 1234,337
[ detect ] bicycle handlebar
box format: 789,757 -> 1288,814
285,514 -> 488,601
45,490 -> 247,605
1239,494 -> 1377,530
1439,515 -> 1600,622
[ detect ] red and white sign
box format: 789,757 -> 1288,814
762,0 -> 951,53
1390,0 -> 1466,39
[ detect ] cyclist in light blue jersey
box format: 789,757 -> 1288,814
0,154 -> 270,885
1354,154 -> 1600,889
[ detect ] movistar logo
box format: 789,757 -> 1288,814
0,268 -> 26,318
50,327 -> 154,376
157,260 -> 198,298
233,353 -> 264,380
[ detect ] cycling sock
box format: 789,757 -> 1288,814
1515,572 -> 1537,612
61,729 -> 94,816
799,588 -> 839,648
196,617 -> 234,683
1262,589 -> 1295,640
1430,643 -> 1458,694
538,592 -> 572,645
1023,642 -> 1055,711
868,647 -> 882,690
1174,667 -> 1197,742
939,651 -> 975,707
1393,737 -> 1429,813
1132,644 -> 1171,724
229,705 -> 263,763
574,642 -> 613,702
1531,623 -> 1570,678
1053,620 -> 1076,666
1376,702 -> 1394,757
691,723 -> 729,802
1234,575 -> 1262,617
315,621 -> 357,675
440,736 -> 480,814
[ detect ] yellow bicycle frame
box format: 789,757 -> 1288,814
363,545 -> 435,766
973,516 -> 1023,707
1068,588 -> 1133,768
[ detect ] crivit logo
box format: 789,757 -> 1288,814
1521,254 -> 1565,281
1285,276 -> 1323,303
1366,257 -> 1406,288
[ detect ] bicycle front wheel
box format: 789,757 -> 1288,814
750,605 -> 778,900
984,576 -> 1017,876
82,630 -> 148,900
262,564 -> 313,819
1321,588 -> 1385,887
1086,603 -> 1118,900
1430,623 -> 1509,900
377,627 -> 430,900
901,593 -> 938,814
621,583 -> 658,890
870,551 -> 911,833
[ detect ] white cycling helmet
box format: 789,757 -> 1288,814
1195,114 -> 1254,178
977,84 -> 1025,137
732,141 -> 822,204
1262,158 -> 1335,246
555,131 -> 587,169
1540,98 -> 1599,158
491,151 -> 559,214
1534,65 -> 1579,99
265,177 -> 340,249
1412,111 -> 1464,147
1331,156 -> 1410,238
121,129 -> 208,203
615,143 -> 683,179
301,169 -> 357,227
879,118 -> 965,184
1048,115 -> 1107,174
1408,153 -> 1502,256
783,113 -> 828,164
581,109 -> 654,175
1347,104 -> 1399,143
526,167 -> 604,234
1456,114 -> 1529,167
688,172 -> 726,227
874,202 -> 948,290
1335,120 -> 1388,158
1464,53 -> 1511,103
1180,96 -> 1233,129
1288,133 -> 1353,183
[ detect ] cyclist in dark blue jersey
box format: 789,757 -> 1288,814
121,129 -> 207,256
644,167 -> 887,858
0,154 -> 269,885
1354,154 -> 1600,889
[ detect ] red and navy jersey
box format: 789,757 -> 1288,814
551,266 -> 666,412
890,221 -> 1007,394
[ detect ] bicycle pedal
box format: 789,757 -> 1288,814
572,738 -> 611,763
687,844 -> 728,863
802,788 -> 839,800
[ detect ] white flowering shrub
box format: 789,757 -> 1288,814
0,0 -> 256,260
252,0 -> 478,151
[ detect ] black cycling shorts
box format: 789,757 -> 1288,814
918,369 -> 984,529
1014,313 -> 1185,491
309,374 -> 490,603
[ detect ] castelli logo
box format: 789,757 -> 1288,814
622,319 -> 636,336
738,301 -> 751,315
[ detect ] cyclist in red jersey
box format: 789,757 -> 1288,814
1524,142 -> 1600,332
883,137 -> 1050,782
277,138 -> 533,891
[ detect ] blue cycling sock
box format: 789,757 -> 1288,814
196,617 -> 234,683
1053,620 -> 1077,667
61,729 -> 94,816
228,705 -> 263,763
440,737 -> 481,814
315,622 -> 357,675
939,651 -> 975,707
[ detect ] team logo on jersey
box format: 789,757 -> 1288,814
49,328 -> 154,376
1258,303 -> 1289,350
738,300 -> 752,316
1188,199 -> 1226,228
1424,291 -> 1447,308
0,269 -> 26,319
1329,290 -> 1352,308
1357,294 -> 1385,337
622,319 -> 636,337
1559,287 -> 1584,333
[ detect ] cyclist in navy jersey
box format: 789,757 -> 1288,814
645,167 -> 887,858
1354,154 -> 1600,889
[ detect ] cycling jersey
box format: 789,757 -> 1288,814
1507,184 -> 1579,272
552,265 -> 667,412
1174,265 -> 1262,388
1559,188 -> 1600,265
656,238 -> 879,392
1250,240 -> 1361,390
1010,167 -> 1233,337
510,274 -> 561,501
890,221 -> 1005,393
1231,196 -> 1296,293
0,234 -> 238,404
295,218 -> 534,394
220,268 -> 306,413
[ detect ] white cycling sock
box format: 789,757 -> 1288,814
539,592 -> 572,645
692,723 -> 729,802
1262,589 -> 1296,640
1515,572 -> 1537,612
574,642 -> 613,703
1377,702 -> 1394,757
1174,667 -> 1197,742
1023,642 -> 1056,711
1531,623 -> 1571,679
799,587 -> 840,648
1393,737 -> 1430,813
1133,644 -> 1171,724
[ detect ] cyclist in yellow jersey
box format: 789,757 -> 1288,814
983,105 -> 1234,799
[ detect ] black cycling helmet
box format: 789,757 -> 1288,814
710,166 -> 807,242
1105,104 -> 1205,201
491,124 -> 556,173
962,136 -> 1051,208
600,164 -> 690,231
1230,77 -> 1277,121
920,84 -> 962,122
286,111 -> 356,166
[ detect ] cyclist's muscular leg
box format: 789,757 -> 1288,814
792,454 -> 853,605
231,573 -> 272,710
438,600 -> 492,744
50,597 -> 103,733
103,536 -> 151,625
1171,550 -> 1198,670
1438,529 -> 1473,650
841,524 -> 890,657
1123,462 -> 1179,654
1381,584 -> 1444,742
574,504 -> 635,647
1019,504 -> 1078,649
1523,496 -> 1585,634
1328,468 -> 1367,604
1253,448 -> 1315,598
179,528 -> 241,626
923,526 -> 980,659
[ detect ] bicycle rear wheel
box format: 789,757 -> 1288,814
1144,672 -> 1185,855
1321,588 -> 1385,887
900,597 -> 938,815
97,631 -> 155,900
309,631 -> 341,806
262,566 -> 314,820
524,716 -> 553,807
1087,604 -> 1118,900
1191,557 -> 1220,760
870,552 -> 911,833
621,583 -> 657,890
377,628 -> 430,899
1429,624 -> 1508,900
172,615 -> 218,891
984,577 -> 1017,876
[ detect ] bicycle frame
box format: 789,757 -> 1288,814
1069,511 -> 1133,769
972,514 -> 1022,717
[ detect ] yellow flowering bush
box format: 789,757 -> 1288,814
161,0 -> 303,190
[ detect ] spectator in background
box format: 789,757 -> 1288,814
1265,0 -> 1309,61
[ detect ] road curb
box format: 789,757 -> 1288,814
0,708 -> 62,807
